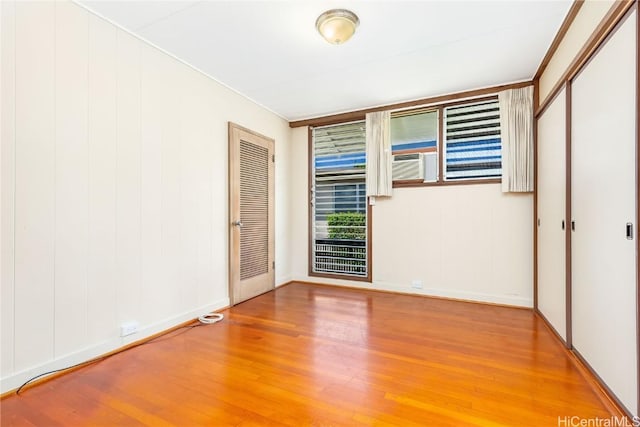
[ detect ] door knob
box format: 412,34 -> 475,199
232,220 -> 243,228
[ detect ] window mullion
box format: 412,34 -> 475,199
438,106 -> 444,182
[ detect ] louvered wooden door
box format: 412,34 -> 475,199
229,123 -> 275,304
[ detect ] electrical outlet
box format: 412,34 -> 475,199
120,321 -> 139,337
411,280 -> 423,289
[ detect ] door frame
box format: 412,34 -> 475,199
228,122 -> 275,306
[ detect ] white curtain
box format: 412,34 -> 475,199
499,86 -> 534,192
365,111 -> 392,198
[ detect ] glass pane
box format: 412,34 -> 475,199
312,122 -> 368,278
391,110 -> 438,181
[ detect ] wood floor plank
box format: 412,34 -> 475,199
0,282 -> 622,426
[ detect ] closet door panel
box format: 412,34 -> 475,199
571,10 -> 637,415
537,88 -> 567,341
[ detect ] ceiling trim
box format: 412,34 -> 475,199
534,0 -> 585,82
289,80 -> 533,128
536,0 -> 636,117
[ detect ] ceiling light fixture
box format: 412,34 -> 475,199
315,9 -> 359,45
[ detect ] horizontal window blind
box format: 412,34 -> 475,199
444,100 -> 501,180
312,122 -> 368,278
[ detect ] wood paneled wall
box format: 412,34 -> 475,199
0,0 -> 292,393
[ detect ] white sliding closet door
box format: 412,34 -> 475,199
571,10 -> 637,415
537,88 -> 567,341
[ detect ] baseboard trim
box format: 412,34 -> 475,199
535,308 -> 568,347
276,276 -> 293,287
0,298 -> 229,397
570,348 -> 635,421
534,311 -> 634,420
288,279 -> 533,310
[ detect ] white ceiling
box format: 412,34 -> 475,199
78,0 -> 572,121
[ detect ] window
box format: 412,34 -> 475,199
308,99 -> 500,280
391,109 -> 439,181
314,183 -> 366,222
311,122 -> 369,280
333,183 -> 366,213
391,98 -> 502,186
443,99 -> 501,180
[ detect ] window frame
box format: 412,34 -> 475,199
307,125 -> 372,283
305,96 -> 502,282
392,95 -> 502,188
390,108 -> 440,182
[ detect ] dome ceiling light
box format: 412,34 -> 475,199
315,9 -> 360,45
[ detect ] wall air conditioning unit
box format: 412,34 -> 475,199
422,152 -> 438,182
392,152 -> 438,182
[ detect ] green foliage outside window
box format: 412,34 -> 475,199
327,212 -> 366,240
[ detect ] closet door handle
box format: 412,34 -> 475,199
626,223 -> 633,240
571,220 -> 576,231
561,220 -> 565,230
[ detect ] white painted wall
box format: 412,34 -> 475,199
1,0 -> 16,382
0,0 -> 292,393
539,0 -> 615,103
291,127 -> 534,307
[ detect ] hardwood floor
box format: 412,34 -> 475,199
1,282 -> 620,426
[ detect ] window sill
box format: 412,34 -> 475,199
393,178 -> 502,188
